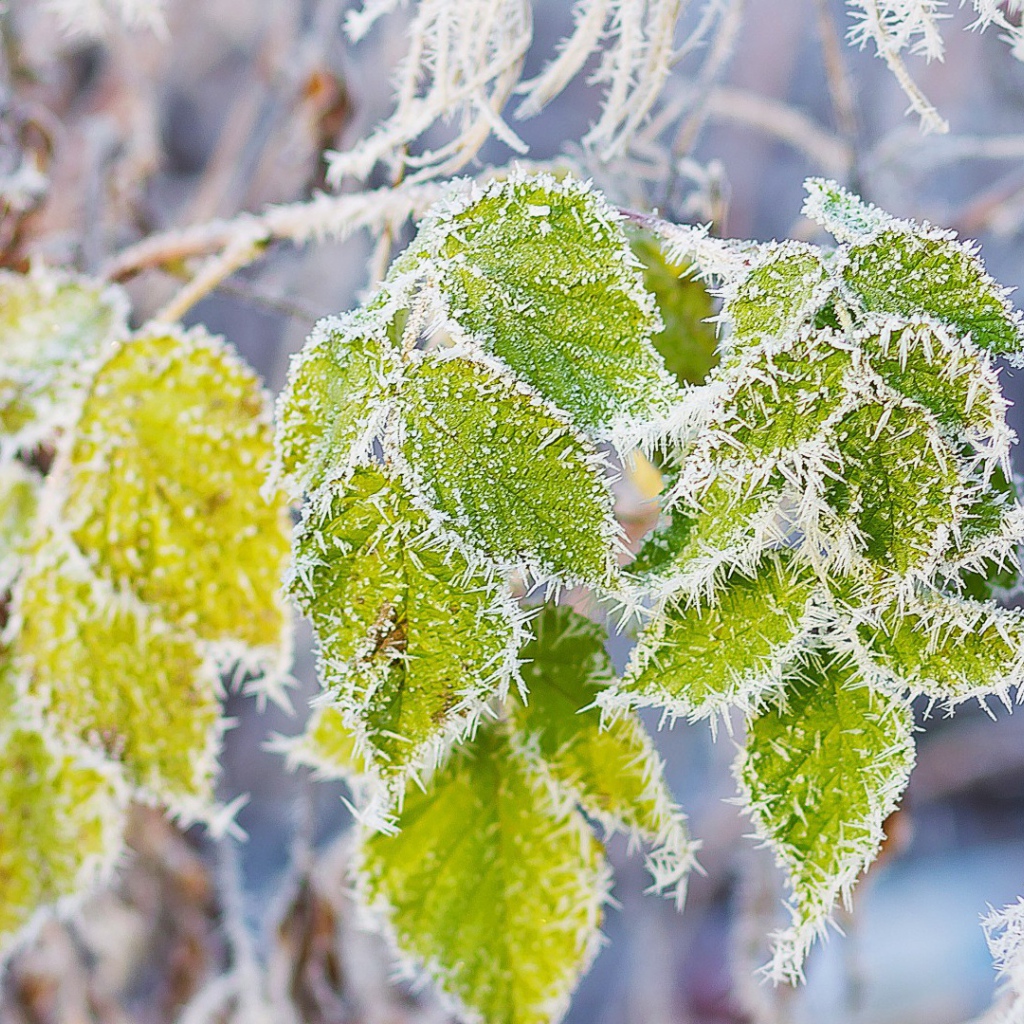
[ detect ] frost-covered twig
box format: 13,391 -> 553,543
102,183 -> 448,284
44,0 -> 166,34
846,0 -> 949,133
979,899 -> 1024,1024
327,0 -> 532,184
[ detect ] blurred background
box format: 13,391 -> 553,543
4,1 -> 1024,1021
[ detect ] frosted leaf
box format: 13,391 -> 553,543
64,329 -> 291,651
0,644 -> 18,715
633,238 -> 719,386
512,604 -> 697,901
278,703 -> 369,780
859,318 -> 1007,450
802,178 -> 894,246
659,473 -> 789,596
396,350 -> 620,586
620,552 -> 816,722
628,508 -> 695,583
289,467 -> 523,785
724,243 -> 828,345
737,646 -> 915,983
357,724 -> 608,1024
423,172 -> 683,445
0,270 -> 127,456
0,461 -> 41,590
0,727 -> 126,952
854,590 -> 1024,704
949,465 -> 1024,598
844,230 -> 1024,358
823,402 -> 960,574
274,310 -> 400,498
17,541 -> 222,812
720,329 -> 852,458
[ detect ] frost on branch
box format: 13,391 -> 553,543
288,466 -> 525,795
983,898 -> 1024,1024
356,723 -> 609,1024
330,0 -> 532,183
512,605 -> 697,903
845,0 -> 1024,132
418,172 -> 685,448
737,646 -> 915,984
0,269 -> 126,460
332,0 -> 724,181
395,349 -> 621,586
44,0 -> 166,34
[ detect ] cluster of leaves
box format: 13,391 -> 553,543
273,170 -> 700,1024
4,164 -> 1023,1022
608,178 -> 1024,981
0,269 -> 291,951
278,169 -> 1024,1016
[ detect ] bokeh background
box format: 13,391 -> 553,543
4,1 -> 1024,1021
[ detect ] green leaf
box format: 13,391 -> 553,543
277,702 -> 369,779
512,604 -> 696,900
659,472 -> 788,595
854,591 -> 1024,703
424,172 -> 683,443
358,724 -> 608,1024
802,178 -> 893,246
17,539 -> 222,814
621,553 -> 816,721
950,464 -> 1023,598
737,646 -> 915,982
844,230 -> 1024,357
0,270 -> 127,453
633,238 -> 719,386
397,351 -> 620,586
859,319 -> 1006,446
724,243 -> 828,345
0,726 -> 126,951
289,466 -> 523,786
274,310 -> 399,497
628,509 -> 695,583
823,402 -> 960,574
0,461 -> 41,589
64,329 -> 291,651
720,329 -> 852,458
